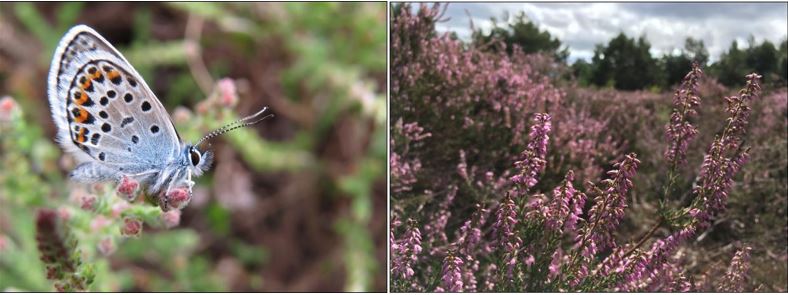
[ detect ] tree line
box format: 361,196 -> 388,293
471,11 -> 788,91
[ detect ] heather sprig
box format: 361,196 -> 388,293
511,113 -> 552,190
664,62 -> 703,166
391,218 -> 423,280
718,246 -> 752,292
436,250 -> 464,292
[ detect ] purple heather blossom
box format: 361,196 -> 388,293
664,62 -> 702,165
438,252 -> 465,292
544,171 -> 586,234
511,113 -> 552,189
691,73 -> 760,230
425,186 -> 457,252
463,255 -> 479,292
493,194 -> 520,252
577,153 -> 640,258
493,194 -> 522,278
548,248 -> 563,281
392,219 -> 423,279
719,246 -> 752,292
455,203 -> 488,256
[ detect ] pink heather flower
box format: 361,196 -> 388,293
691,74 -> 760,230
492,194 -> 520,252
80,195 -> 96,211
90,215 -> 111,232
0,235 -> 7,252
392,219 -> 422,279
456,203 -> 488,256
0,96 -> 18,123
120,217 -> 143,237
543,170 -> 586,234
463,255 -> 479,292
117,176 -> 139,201
524,254 -> 535,267
548,248 -> 563,281
493,194 -> 522,278
97,237 -> 116,256
162,210 -> 182,228
162,188 -> 191,212
425,186 -> 456,251
577,153 -> 640,258
217,78 -> 238,108
57,207 -> 72,221
719,246 -> 752,292
511,113 -> 552,189
110,202 -> 130,218
439,252 -> 464,292
664,62 -> 702,165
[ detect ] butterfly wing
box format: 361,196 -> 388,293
47,25 -> 181,173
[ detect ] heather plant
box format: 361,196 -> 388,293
1,2 -> 386,292
391,3 -> 780,292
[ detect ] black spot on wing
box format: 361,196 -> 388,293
121,117 -> 134,128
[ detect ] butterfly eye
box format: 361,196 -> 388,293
190,149 -> 201,166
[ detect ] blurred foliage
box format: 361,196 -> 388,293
0,2 -> 385,292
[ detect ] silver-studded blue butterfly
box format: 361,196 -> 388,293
47,25 -> 272,211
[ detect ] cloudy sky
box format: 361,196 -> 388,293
431,3 -> 788,63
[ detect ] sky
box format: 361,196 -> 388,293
430,3 -> 788,63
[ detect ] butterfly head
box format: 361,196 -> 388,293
184,144 -> 213,176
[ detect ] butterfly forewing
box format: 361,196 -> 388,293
48,25 -> 181,171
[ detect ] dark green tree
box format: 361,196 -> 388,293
472,11 -> 569,62
589,33 -> 659,90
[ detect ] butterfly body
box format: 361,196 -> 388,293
47,25 -> 212,208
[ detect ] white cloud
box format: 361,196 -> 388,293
430,3 -> 788,63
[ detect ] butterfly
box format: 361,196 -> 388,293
47,25 -> 272,211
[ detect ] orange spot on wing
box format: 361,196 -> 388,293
74,107 -> 89,123
81,79 -> 92,90
76,128 -> 86,143
106,70 -> 120,80
74,91 -> 89,105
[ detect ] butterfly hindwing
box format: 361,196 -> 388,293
48,25 -> 181,175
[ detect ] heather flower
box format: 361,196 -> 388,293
392,219 -> 422,279
718,246 -> 752,292
691,74 -> 760,230
542,170 -> 585,234
425,186 -> 457,251
511,113 -> 552,189
438,251 -> 464,292
90,215 -> 111,232
455,203 -> 488,256
120,217 -> 143,237
492,194 -> 520,252
548,248 -> 563,281
162,188 -> 191,212
492,194 -> 522,278
35,209 -> 93,291
161,210 -> 182,228
0,96 -> 18,124
216,78 -> 239,108
664,62 -> 702,165
463,255 -> 479,292
80,195 -> 96,211
116,176 -> 139,201
97,237 -> 116,256
577,153 -> 640,258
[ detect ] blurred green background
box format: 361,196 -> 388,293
0,2 -> 386,292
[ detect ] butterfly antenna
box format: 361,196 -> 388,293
195,106 -> 274,147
